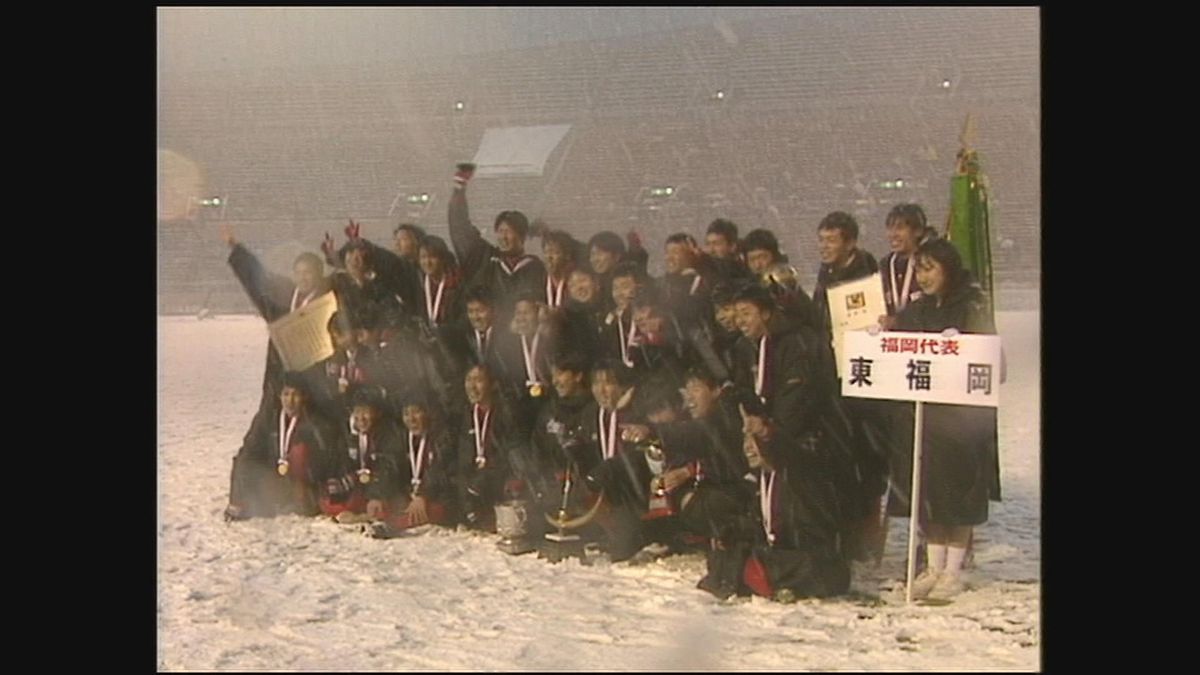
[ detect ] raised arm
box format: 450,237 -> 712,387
447,163 -> 494,282
222,224 -> 293,321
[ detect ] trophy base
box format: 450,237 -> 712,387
538,534 -> 586,563
496,536 -> 538,556
641,507 -> 677,521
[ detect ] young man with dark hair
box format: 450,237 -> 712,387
393,223 -> 427,262
448,164 -> 547,311
225,372 -> 343,521
812,211 -> 880,339
599,262 -> 646,369
319,310 -> 387,422
492,293 -> 557,430
660,232 -> 713,331
570,359 -> 650,561
455,364 -> 526,530
740,228 -> 819,329
221,224 -> 333,414
320,386 -> 405,523
365,392 -> 459,537
811,211 -> 891,564
879,203 -> 937,327
704,218 -> 753,286
526,352 -> 593,511
541,229 -> 587,310
627,287 -> 690,385
729,411 -> 851,602
617,368 -> 755,597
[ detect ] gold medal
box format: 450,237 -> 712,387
358,469 -> 372,484
277,461 -> 289,476
475,456 -> 487,469
529,383 -> 544,398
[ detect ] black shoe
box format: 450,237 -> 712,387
223,505 -> 249,522
696,575 -> 736,601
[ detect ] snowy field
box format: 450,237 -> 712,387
157,310 -> 1040,671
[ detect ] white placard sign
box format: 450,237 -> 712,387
826,272 -> 887,379
841,330 -> 1001,407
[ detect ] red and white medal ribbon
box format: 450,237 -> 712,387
409,433 -> 427,490
473,404 -> 491,468
424,275 -> 447,324
755,335 -> 769,400
291,288 -> 316,312
278,411 -> 298,465
476,328 -> 491,359
520,333 -> 542,385
358,432 -> 370,472
890,254 -> 916,312
598,409 -> 620,460
496,256 -> 534,277
760,469 -> 777,545
546,276 -> 566,308
617,313 -> 638,367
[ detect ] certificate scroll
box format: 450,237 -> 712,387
826,272 -> 887,379
267,291 -> 339,372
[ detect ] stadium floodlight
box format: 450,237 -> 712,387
406,193 -> 431,205
454,101 -> 465,111
714,90 -> 725,100
895,178 -> 905,188
941,79 -> 952,89
198,196 -> 223,207
648,186 -> 676,198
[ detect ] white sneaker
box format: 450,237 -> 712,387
909,567 -> 941,600
929,571 -> 968,599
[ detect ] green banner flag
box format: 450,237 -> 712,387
945,114 -> 996,319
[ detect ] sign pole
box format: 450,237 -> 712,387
904,400 -> 925,604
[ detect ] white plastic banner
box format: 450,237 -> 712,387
841,330 -> 1001,407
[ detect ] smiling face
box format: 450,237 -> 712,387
590,246 -> 618,275
817,227 -> 855,267
344,246 -> 369,276
543,240 -> 569,277
466,299 -> 494,333
714,302 -> 738,332
591,370 -> 627,411
552,366 -> 585,398
418,246 -> 444,279
705,232 -> 734,260
612,275 -> 638,311
886,216 -> 922,255
352,404 -> 379,435
568,269 -> 598,304
465,366 -> 492,406
664,241 -> 692,274
511,299 -> 540,337
683,377 -> 719,420
293,259 -> 322,295
280,385 -> 306,417
734,300 -> 771,340
402,404 -> 430,435
394,229 -> 420,259
915,253 -> 948,298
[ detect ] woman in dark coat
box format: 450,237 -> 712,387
889,238 -> 998,599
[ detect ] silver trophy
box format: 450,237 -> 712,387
494,499 -> 537,555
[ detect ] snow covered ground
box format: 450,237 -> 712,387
157,310 -> 1040,671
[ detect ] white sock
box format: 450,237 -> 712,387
926,544 -> 948,572
944,546 -> 968,575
